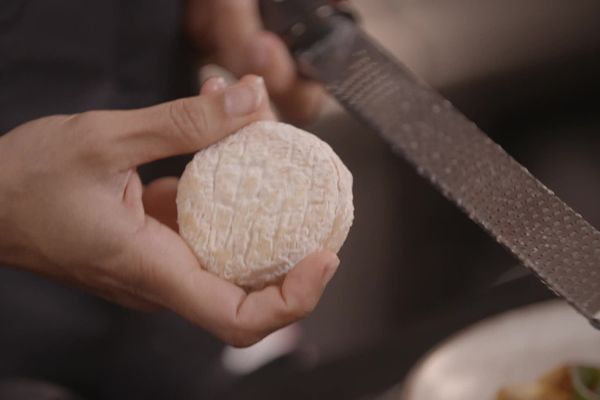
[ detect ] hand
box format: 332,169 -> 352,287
0,76 -> 340,347
186,0 -> 327,124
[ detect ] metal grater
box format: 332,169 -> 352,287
260,1 -> 600,327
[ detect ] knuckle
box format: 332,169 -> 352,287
62,111 -> 111,163
63,111 -> 100,138
168,98 -> 213,147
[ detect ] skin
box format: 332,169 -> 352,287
186,0 -> 333,123
0,75 -> 340,348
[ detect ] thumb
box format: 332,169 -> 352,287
106,75 -> 271,168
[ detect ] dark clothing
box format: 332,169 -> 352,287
0,1 -> 223,399
0,0 -> 195,134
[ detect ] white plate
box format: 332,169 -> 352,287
396,300 -> 600,400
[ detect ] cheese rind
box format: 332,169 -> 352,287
177,121 -> 354,290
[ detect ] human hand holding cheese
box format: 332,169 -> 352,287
0,75 -> 352,347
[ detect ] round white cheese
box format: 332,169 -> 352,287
177,121 -> 354,290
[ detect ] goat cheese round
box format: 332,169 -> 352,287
177,121 -> 354,290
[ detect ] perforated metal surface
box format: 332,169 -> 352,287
298,17 -> 600,327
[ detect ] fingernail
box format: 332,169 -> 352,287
322,256 -> 340,286
201,76 -> 227,95
224,78 -> 264,117
212,77 -> 227,91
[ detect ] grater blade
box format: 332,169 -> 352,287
297,17 -> 600,327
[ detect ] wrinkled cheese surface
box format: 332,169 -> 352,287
177,121 -> 354,290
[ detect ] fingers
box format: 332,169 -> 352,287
200,76 -> 227,95
232,251 -> 339,346
96,76 -> 272,169
244,33 -> 294,94
243,33 -> 326,123
273,80 -> 326,124
211,0 -> 262,71
194,0 -> 325,123
202,75 -> 278,120
132,224 -> 339,347
143,177 -> 179,231
179,251 -> 338,348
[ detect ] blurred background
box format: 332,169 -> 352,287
220,0 -> 600,398
1,0 -> 599,399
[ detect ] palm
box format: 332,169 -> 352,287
133,175 -> 337,346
